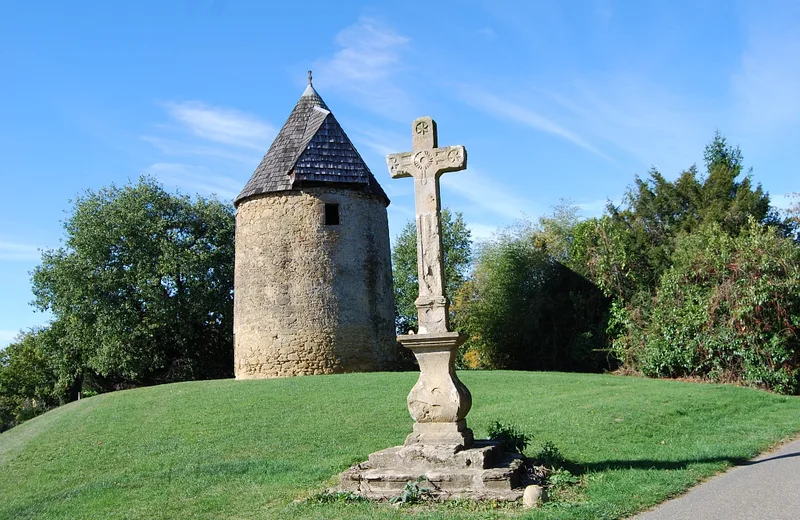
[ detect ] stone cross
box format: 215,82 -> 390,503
387,116 -> 467,334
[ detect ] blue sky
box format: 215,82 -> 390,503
1,1 -> 799,347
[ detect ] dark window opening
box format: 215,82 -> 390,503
324,203 -> 340,225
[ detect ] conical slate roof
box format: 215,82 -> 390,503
234,83 -> 389,207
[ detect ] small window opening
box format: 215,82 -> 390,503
324,203 -> 340,225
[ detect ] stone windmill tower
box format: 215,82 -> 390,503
233,74 -> 396,379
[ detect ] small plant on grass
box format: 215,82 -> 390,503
389,478 -> 433,505
307,490 -> 368,504
537,441 -> 566,468
546,468 -> 579,495
487,421 -> 530,454
528,441 -> 581,501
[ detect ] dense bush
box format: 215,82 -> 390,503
623,221 -> 800,393
454,219 -> 611,372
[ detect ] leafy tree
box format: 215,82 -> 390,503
454,206 -> 611,372
392,208 -> 472,334
0,328 -> 62,432
589,133 -> 774,302
786,192 -> 800,241
31,177 -> 235,392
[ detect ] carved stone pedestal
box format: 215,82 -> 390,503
400,332 -> 473,447
338,331 -> 525,501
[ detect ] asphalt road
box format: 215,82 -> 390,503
634,437 -> 800,520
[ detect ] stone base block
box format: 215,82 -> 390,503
405,420 -> 474,448
339,441 -> 525,501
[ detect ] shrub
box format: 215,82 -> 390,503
487,421 -> 531,454
630,221 -> 800,393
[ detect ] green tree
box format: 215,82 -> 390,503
786,192 -> 800,241
454,207 -> 610,372
391,208 -> 472,334
587,133 -> 774,302
31,177 -> 235,392
0,328 -> 62,432
587,133 -> 778,306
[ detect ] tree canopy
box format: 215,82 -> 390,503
31,177 -> 235,393
391,208 -> 472,335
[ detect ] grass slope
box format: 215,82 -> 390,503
1,371 -> 799,520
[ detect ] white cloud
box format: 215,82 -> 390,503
467,222 -> 499,240
771,192 -> 799,212
441,168 -> 537,220
544,75 -> 710,173
144,163 -> 242,201
0,330 -> 19,344
732,20 -> 800,129
0,241 -> 40,261
313,18 -> 414,120
349,125 -> 408,159
141,136 -> 259,164
477,27 -> 497,40
162,101 -> 275,150
456,85 -> 612,160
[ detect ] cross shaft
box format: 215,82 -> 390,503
387,116 -> 467,334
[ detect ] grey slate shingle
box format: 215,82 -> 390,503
234,84 -> 389,207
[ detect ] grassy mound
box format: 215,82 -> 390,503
1,371 -> 799,519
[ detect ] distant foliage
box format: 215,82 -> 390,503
454,205 -> 611,372
0,329 -> 62,432
31,177 -> 235,395
391,208 -> 472,335
586,133 -> 774,302
580,133 -> 800,393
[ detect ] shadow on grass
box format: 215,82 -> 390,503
571,449 -> 800,474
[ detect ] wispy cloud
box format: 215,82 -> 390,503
441,168 -> 537,220
456,85 -> 611,160
161,101 -> 275,150
144,163 -> 242,200
732,15 -> 800,130
477,27 -> 497,41
141,136 -> 259,164
0,329 -> 20,345
350,125 -> 408,158
467,222 -> 499,240
313,17 -> 414,120
143,101 -> 274,198
543,76 -> 710,173
0,241 -> 40,261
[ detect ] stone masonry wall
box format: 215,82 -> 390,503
234,187 -> 396,378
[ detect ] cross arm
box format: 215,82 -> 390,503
433,146 -> 467,175
387,152 -> 415,179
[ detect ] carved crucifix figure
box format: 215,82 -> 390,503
387,116 -> 467,334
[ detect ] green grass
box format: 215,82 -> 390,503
1,371 -> 799,520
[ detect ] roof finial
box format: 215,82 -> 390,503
308,70 -> 313,86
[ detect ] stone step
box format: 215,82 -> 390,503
367,440 -> 503,470
340,445 -> 525,501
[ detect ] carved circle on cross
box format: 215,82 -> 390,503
415,120 -> 430,136
447,148 -> 461,164
413,150 -> 434,184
